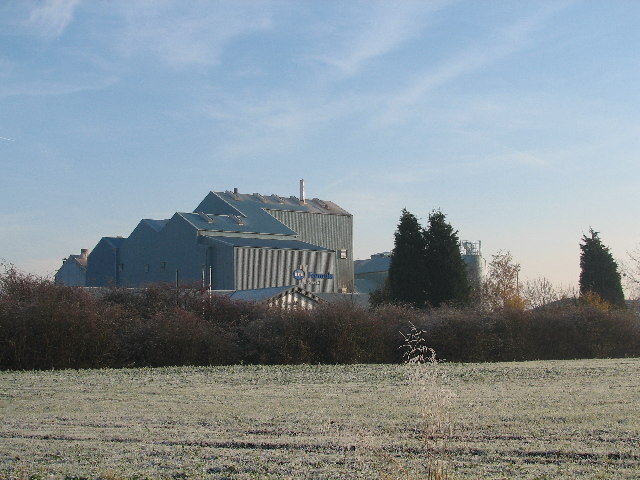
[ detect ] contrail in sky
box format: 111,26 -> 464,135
0,136 -> 15,142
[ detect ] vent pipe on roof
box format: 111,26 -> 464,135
81,249 -> 88,258
300,179 -> 306,204
233,187 -> 239,194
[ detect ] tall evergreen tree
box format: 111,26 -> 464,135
388,209 -> 427,307
579,229 -> 625,308
423,210 -> 471,307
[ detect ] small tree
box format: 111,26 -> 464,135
482,250 -> 525,310
522,277 -> 563,309
388,209 -> 427,308
579,229 -> 625,308
423,210 -> 470,307
621,245 -> 640,300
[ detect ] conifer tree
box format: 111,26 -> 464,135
423,210 -> 471,307
388,209 -> 427,307
579,229 -> 625,308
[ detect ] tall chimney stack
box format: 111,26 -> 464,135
299,179 -> 306,204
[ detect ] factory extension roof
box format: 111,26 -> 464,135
198,235 -> 330,251
99,237 -> 127,249
178,211 -> 298,237
94,187 -> 349,247
354,253 -> 392,275
203,190 -> 351,216
230,285 -> 317,302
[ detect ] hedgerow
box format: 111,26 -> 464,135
1,266 -> 638,370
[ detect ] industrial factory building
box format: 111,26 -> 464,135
82,183 -> 354,294
54,249 -> 89,286
354,241 -> 483,294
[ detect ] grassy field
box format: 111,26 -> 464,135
1,358 -> 639,479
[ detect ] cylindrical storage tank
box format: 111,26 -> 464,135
462,254 -> 483,287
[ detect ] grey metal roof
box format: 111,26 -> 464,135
131,189 -> 350,239
178,211 -> 298,236
69,254 -> 88,268
227,285 -> 321,303
101,237 -> 126,249
197,191 -> 351,217
141,219 -> 169,232
354,254 -> 391,274
228,285 -> 295,302
199,235 -> 330,251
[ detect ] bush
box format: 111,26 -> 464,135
1,266 -> 639,370
0,266 -> 121,369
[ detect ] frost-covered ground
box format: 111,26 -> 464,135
1,359 -> 639,479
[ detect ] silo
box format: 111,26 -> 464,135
461,240 -> 483,287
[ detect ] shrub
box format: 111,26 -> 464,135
1,265 -> 639,370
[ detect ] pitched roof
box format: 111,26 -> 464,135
141,219 -> 169,232
198,235 -> 330,251
69,254 -> 88,268
178,211 -> 297,236
100,237 -> 126,249
227,285 -> 321,303
196,191 -> 351,217
91,188 -> 349,248
354,254 -> 391,274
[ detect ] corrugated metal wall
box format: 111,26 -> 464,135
207,244 -> 235,290
86,241 -> 118,287
268,210 -> 354,292
235,247 -> 335,292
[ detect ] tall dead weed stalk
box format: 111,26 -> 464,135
401,323 -> 455,480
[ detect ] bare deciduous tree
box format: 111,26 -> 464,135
482,250 -> 526,310
622,245 -> 640,301
522,277 -> 556,309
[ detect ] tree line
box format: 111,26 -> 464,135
1,261 -> 639,371
0,211 -> 637,370
376,209 -> 628,311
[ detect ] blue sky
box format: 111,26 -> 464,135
1,0 -> 639,291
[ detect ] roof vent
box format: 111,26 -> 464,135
229,214 -> 245,225
270,194 -> 285,204
226,190 -> 240,200
312,198 -> 328,209
253,193 -> 266,203
197,212 -> 214,223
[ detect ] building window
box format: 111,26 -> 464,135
144,264 -> 150,273
339,249 -> 347,259
117,263 -> 124,272
160,261 -> 166,272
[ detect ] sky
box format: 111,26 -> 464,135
1,0 -> 640,292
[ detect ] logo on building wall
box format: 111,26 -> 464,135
292,267 -> 333,286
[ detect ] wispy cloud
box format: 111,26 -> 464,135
0,74 -> 118,98
375,1 -> 575,126
203,92 -> 351,159
116,1 -> 273,68
26,0 -> 82,37
308,0 -> 452,77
